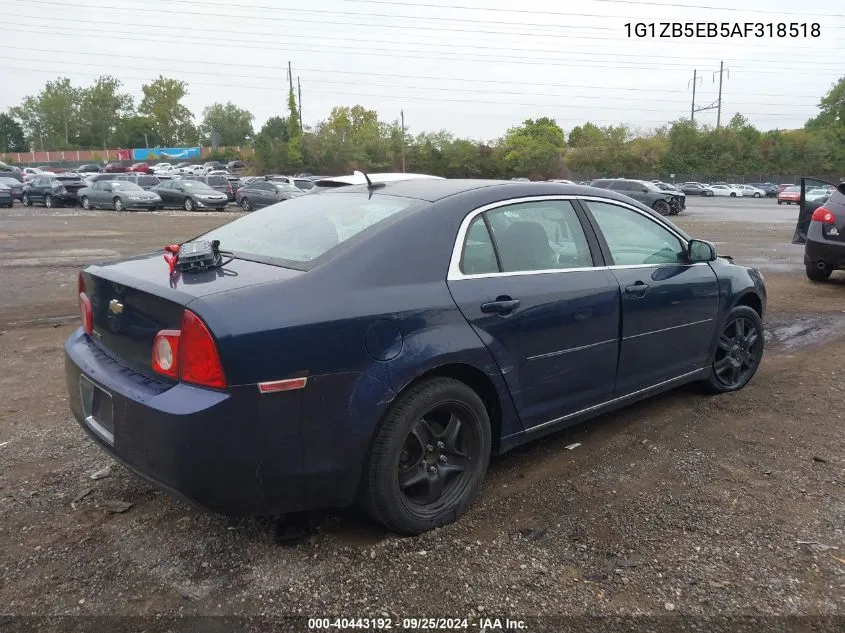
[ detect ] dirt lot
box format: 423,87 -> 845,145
0,199 -> 843,629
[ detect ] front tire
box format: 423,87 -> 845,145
22,193 -> 31,206
806,263 -> 832,282
361,377 -> 491,535
184,197 -> 195,211
703,306 -> 764,394
730,192 -> 736,197
754,192 -> 761,198
44,195 -> 54,208
652,200 -> 670,216
777,200 -> 782,205
113,197 -> 123,211
81,196 -> 91,210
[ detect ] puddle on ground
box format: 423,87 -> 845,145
765,313 -> 845,352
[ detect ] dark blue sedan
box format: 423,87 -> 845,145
65,179 -> 766,535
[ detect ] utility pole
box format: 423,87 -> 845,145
287,61 -> 293,93
297,77 -> 303,135
688,69 -> 699,122
144,133 -> 149,149
400,110 -> 406,173
715,60 -> 726,128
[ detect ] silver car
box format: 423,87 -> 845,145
79,181 -> 163,211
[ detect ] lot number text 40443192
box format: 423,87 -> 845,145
625,22 -> 821,38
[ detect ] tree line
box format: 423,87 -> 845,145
1,74 -> 843,180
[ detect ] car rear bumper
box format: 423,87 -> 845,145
805,226 -> 845,270
64,328 -> 388,515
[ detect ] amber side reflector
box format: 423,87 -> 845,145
258,377 -> 308,394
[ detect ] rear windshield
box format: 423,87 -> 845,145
294,179 -> 315,190
199,192 -> 420,269
207,176 -> 227,185
138,176 -> 159,186
58,175 -> 84,182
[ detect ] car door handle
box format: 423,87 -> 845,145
481,298 -> 520,314
624,282 -> 649,297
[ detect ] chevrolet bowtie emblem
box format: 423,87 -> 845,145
108,299 -> 124,315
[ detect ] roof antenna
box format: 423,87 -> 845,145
354,170 -> 385,191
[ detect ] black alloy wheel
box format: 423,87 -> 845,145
704,306 -> 764,393
652,199 -> 670,216
361,377 -> 491,535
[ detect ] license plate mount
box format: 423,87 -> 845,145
79,375 -> 114,445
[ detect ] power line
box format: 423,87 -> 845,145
0,50 -> 827,109
301,0 -> 845,19
0,63 -> 807,121
6,25 -> 843,76
3,17 -> 841,68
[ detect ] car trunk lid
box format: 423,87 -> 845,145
81,252 -> 302,380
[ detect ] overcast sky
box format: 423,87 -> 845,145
1,0 -> 843,142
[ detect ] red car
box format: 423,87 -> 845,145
776,183 -> 794,194
777,185 -> 801,205
104,162 -> 127,173
128,162 -> 151,173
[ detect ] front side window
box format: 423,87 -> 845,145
584,201 -> 686,266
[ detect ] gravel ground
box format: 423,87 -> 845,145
0,198 -> 843,631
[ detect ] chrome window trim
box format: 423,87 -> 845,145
447,195 -> 692,281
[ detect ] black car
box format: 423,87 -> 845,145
76,164 -> 102,174
181,174 -> 236,201
22,173 -> 87,207
747,182 -> 778,197
590,179 -> 683,215
681,182 -> 715,196
235,180 -> 304,211
800,180 -> 845,281
0,176 -> 24,201
0,184 -> 12,207
0,164 -> 24,182
227,160 -> 246,171
653,182 -> 687,211
87,172 -> 161,191
151,179 -> 229,210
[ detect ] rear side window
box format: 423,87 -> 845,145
207,176 -> 226,185
200,193 -> 420,268
460,217 -> 499,275
485,200 -> 593,272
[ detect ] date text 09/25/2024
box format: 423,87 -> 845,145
625,22 -> 821,38
308,617 -> 527,631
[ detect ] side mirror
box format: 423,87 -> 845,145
688,238 -> 717,263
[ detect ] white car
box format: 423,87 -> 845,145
150,163 -> 173,174
708,184 -> 743,197
806,186 -> 835,203
269,175 -> 319,191
731,184 -> 765,198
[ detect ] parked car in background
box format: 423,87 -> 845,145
235,180 -> 304,211
267,175 -> 317,191
227,160 -> 246,171
151,179 -> 229,210
0,176 -> 24,201
708,184 -> 743,198
653,182 -> 687,210
79,181 -> 163,211
730,184 -> 765,198
803,182 -> 845,281
777,185 -> 801,205
681,182 -> 715,196
104,162 -> 127,173
75,164 -> 102,174
86,173 -> 161,190
776,184 -> 794,194
181,174 -> 237,201
22,173 -> 87,207
547,179 -> 574,184
589,178 -> 684,215
0,165 -> 24,182
806,185 -> 835,203
203,161 -> 222,171
0,184 -> 13,207
151,163 -> 173,174
128,162 -> 151,173
747,183 -> 777,197
23,167 -> 43,177
65,179 -> 767,535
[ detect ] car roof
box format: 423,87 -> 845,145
317,178 -> 674,205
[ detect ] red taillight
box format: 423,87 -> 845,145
78,272 -> 92,335
811,207 -> 835,224
151,310 -> 226,388
152,330 -> 180,379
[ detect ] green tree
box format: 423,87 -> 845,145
199,102 -> 254,146
568,122 -> 604,148
114,115 -> 160,149
10,78 -> 81,149
499,117 -> 566,178
0,112 -> 27,152
78,76 -> 134,148
138,77 -> 197,146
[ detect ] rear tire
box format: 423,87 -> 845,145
702,305 -> 764,394
730,192 -> 736,197
241,197 -> 252,212
360,377 -> 491,535
22,193 -> 31,206
806,263 -> 832,282
81,196 -> 91,210
754,192 -> 761,198
777,200 -> 782,205
44,195 -> 54,208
